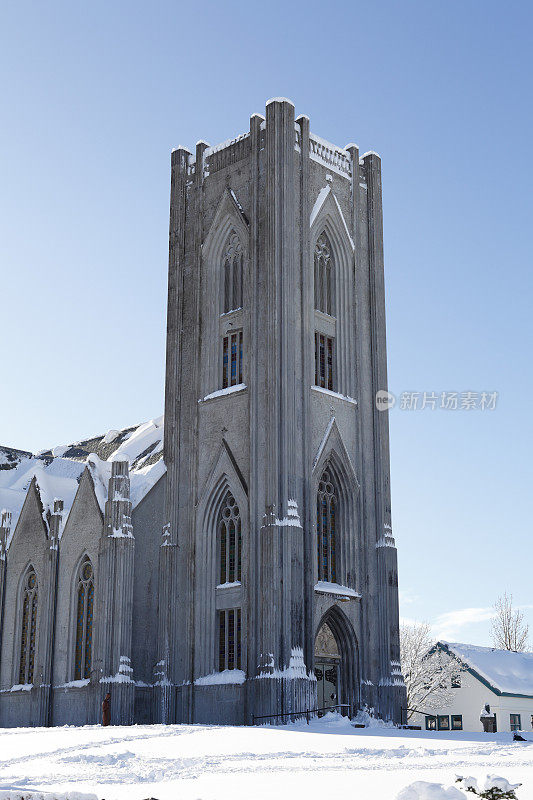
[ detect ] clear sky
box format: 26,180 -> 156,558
1,0 -> 532,647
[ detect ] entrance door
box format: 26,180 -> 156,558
315,619 -> 342,714
315,660 -> 339,712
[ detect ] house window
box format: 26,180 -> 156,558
218,492 -> 241,585
218,608 -> 242,671
314,232 -> 335,316
437,715 -> 450,731
425,715 -> 436,730
316,468 -> 337,583
510,714 -> 521,732
315,332 -> 335,391
74,558 -> 94,680
222,230 -> 243,314
451,715 -> 463,730
451,674 -> 462,688
18,568 -> 38,685
222,331 -> 243,388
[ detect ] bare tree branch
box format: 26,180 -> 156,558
400,621 -> 465,719
490,592 -> 529,652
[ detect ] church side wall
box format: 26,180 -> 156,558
0,486 -> 49,726
52,473 -> 102,690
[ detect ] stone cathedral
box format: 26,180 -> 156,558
0,98 -> 405,727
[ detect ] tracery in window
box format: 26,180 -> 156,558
74,558 -> 94,680
218,608 -> 242,671
316,469 -> 337,582
218,492 -> 241,585
18,567 -> 38,685
222,230 -> 243,314
222,331 -> 243,388
314,232 -> 335,316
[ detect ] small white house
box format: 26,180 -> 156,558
411,641 -> 533,733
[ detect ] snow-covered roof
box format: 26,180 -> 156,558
439,641 -> 533,697
0,417 -> 165,544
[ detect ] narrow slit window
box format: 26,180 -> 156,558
315,332 -> 335,391
316,469 -> 337,582
218,608 -> 242,671
222,331 -> 243,389
218,492 -> 241,585
74,558 -> 95,680
18,568 -> 38,685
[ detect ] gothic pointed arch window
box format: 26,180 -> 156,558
222,229 -> 243,314
18,567 -> 38,685
218,491 -> 242,585
316,468 -> 338,583
74,557 -> 94,680
314,232 -> 335,317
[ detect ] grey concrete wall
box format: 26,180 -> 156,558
0,482 -> 48,692
52,470 -> 103,687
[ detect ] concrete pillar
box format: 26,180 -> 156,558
38,499 -> 61,726
97,457 -> 135,725
364,152 -> 405,721
158,145 -> 191,723
254,99 -> 315,720
0,510 -> 11,676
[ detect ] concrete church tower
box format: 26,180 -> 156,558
159,98 -> 405,725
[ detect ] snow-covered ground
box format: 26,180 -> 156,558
0,714 -> 532,800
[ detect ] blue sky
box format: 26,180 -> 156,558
1,0 -> 532,646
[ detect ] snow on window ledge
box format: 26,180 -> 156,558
5,683 -> 33,693
314,581 -> 361,600
194,669 -> 246,686
216,581 -> 242,589
199,384 -> 247,403
311,386 -> 357,405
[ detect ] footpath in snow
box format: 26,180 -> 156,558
0,713 -> 532,800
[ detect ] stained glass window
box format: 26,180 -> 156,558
315,332 -> 335,391
218,492 -> 241,585
222,230 -> 243,314
316,469 -> 337,582
74,558 -> 94,680
218,608 -> 241,671
18,568 -> 38,685
222,331 -> 243,389
314,232 -> 335,316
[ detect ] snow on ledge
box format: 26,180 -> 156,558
314,581 -> 361,600
195,669 -> 246,686
311,386 -> 357,405
199,384 -> 247,403
6,683 -> 33,692
55,678 -> 90,690
216,581 -> 242,589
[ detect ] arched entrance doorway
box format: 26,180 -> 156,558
315,621 -> 341,712
314,607 -> 359,717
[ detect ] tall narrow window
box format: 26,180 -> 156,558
316,469 -> 337,582
218,608 -> 242,671
222,331 -> 243,388
218,492 -> 242,585
74,558 -> 94,680
18,567 -> 38,685
314,232 -> 335,316
222,230 -> 243,314
315,332 -> 335,391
